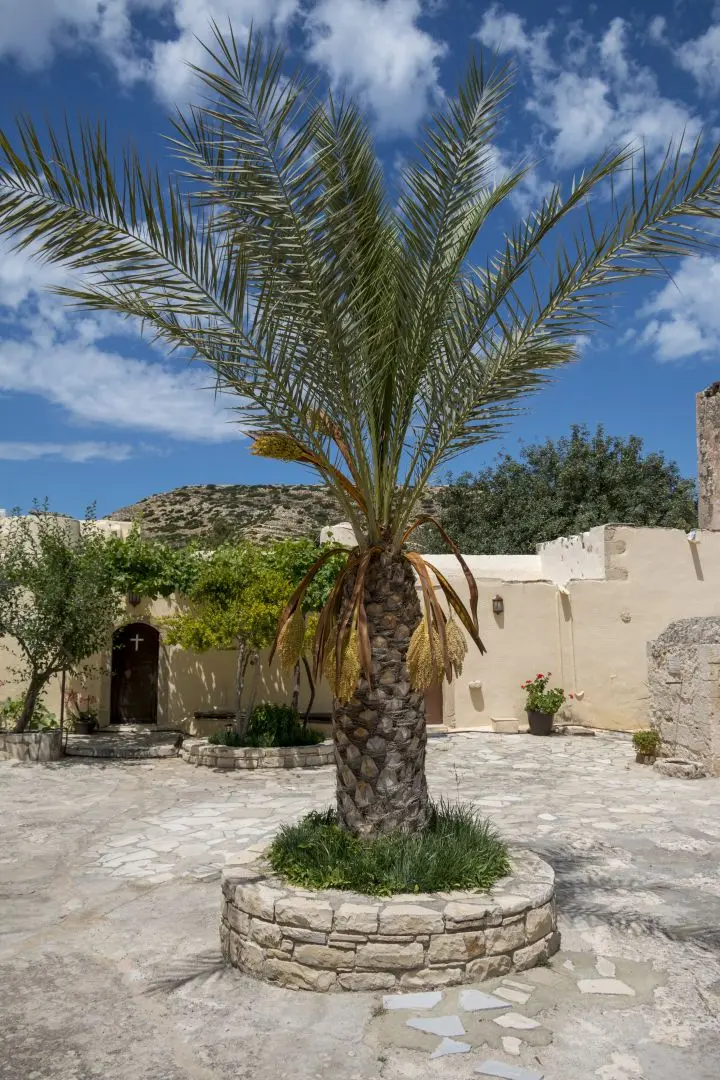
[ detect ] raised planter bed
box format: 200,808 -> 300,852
0,728 -> 63,762
181,738 -> 334,770
220,849 -> 559,992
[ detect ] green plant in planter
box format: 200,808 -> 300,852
632,729 -> 661,756
0,695 -> 57,731
522,673 -> 567,715
65,690 -> 99,732
207,702 -> 325,748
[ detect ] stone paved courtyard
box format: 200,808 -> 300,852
1,732 -> 719,1079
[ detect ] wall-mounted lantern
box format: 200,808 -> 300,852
492,594 -> 504,616
127,590 -> 142,608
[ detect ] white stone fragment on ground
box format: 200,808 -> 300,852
458,989 -> 511,1012
407,1015 -> 465,1037
502,1037 -> 522,1056
503,980 -> 534,992
538,813 -> 556,821
493,1013 -> 541,1031
496,987 -> 531,1005
430,1038 -> 472,1059
562,959 -> 575,971
383,991 -> 442,1011
595,957 -> 616,978
475,1061 -> 544,1080
577,978 -> 635,996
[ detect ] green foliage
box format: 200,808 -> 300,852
207,702 -> 324,748
523,673 -> 566,716
268,802 -> 510,896
260,539 -> 347,612
0,505 -> 123,731
103,524 -> 198,599
422,426 -> 697,555
632,729 -> 661,755
0,695 -> 57,730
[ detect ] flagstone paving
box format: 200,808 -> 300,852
1,731 -> 720,1079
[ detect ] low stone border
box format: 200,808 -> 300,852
654,758 -> 706,779
181,738 -> 333,770
220,849 -> 559,992
0,729 -> 63,762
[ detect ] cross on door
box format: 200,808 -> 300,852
130,633 -> 144,652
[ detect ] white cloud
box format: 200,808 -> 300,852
476,9 -> 701,170
0,1 -> 301,104
306,0 -> 446,135
639,255 -> 720,361
0,441 -> 135,462
648,15 -> 667,45
0,244 -> 242,441
675,23 -> 720,94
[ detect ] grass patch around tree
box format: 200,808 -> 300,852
267,802 -> 510,896
208,702 -> 325,748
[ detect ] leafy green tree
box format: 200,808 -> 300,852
0,508 -> 123,732
424,426 -> 697,555
104,523 -> 198,599
1,28 -> 720,833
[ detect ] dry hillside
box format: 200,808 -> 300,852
109,484 -> 440,547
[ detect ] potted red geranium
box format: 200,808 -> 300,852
522,673 -> 568,736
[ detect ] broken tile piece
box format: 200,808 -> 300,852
475,1061 -> 544,1080
383,991 -> 442,1011
577,978 -> 635,997
493,1013 -> 541,1031
502,1037 -> 522,1057
431,1038 -> 472,1059
459,989 -> 511,1012
503,980 -> 534,992
407,1015 -> 466,1037
595,957 -> 616,978
496,987 -> 531,1005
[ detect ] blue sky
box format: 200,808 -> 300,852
1,0 -> 719,517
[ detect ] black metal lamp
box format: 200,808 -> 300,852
127,590 -> 141,607
492,594 -> 504,616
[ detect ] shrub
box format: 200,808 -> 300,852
268,802 -> 510,896
0,696 -> 58,731
632,729 -> 661,755
207,703 -> 325,748
522,672 -> 567,715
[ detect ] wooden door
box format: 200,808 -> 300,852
110,623 -> 159,724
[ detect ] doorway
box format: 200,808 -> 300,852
110,623 -> 159,724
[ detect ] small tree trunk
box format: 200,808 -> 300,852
15,673 -> 45,733
245,651 -> 261,717
301,656 -> 315,727
333,551 -> 429,838
234,639 -> 249,737
291,660 -> 301,714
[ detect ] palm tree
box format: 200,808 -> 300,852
1,28 -> 719,836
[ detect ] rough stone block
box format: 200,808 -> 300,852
444,901 -> 501,929
378,904 -> 444,935
467,955 -> 512,980
237,938 -> 265,975
399,967 -> 464,989
525,903 -> 554,944
226,904 -> 251,936
356,942 -> 424,971
485,921 -> 526,955
328,932 -> 368,944
282,926 -> 328,945
275,897 -> 334,932
235,883 -> 283,920
512,930 -> 559,971
263,958 -> 336,992
250,918 -> 283,949
339,972 -> 396,991
334,903 -> 379,934
427,931 -> 485,965
294,944 -> 356,971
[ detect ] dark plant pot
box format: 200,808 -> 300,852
635,751 -> 656,765
74,719 -> 95,735
527,710 -> 554,736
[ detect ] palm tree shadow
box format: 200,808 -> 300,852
145,949 -> 227,995
529,843 -> 720,954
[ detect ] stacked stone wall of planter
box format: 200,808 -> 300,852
181,738 -> 333,770
220,850 -> 558,992
0,729 -> 63,762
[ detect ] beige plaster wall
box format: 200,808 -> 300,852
4,524 -> 720,734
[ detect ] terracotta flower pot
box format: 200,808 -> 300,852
527,710 -> 554,736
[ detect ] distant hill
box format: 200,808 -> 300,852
109,484 -> 440,547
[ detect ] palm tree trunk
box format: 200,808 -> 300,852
291,660 -> 301,714
333,551 -> 429,838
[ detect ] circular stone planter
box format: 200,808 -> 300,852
220,849 -> 559,992
181,738 -> 333,771
0,728 -> 63,762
